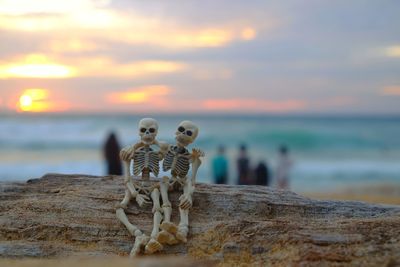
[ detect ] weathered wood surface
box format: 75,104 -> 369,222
1,174 -> 400,266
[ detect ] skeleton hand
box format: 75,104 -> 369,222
191,148 -> 204,161
136,193 -> 151,207
159,141 -> 169,153
179,193 -> 193,210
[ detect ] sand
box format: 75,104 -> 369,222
306,183 -> 400,205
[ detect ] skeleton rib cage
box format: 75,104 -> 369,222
163,145 -> 191,178
132,146 -> 160,177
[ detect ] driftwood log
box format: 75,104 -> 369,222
1,174 -> 400,266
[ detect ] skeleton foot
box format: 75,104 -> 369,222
129,234 -> 149,257
160,221 -> 178,234
157,230 -> 179,245
145,238 -> 163,254
176,225 -> 189,243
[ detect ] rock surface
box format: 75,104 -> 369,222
1,173 -> 400,266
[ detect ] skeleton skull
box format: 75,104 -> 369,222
175,120 -> 198,147
138,118 -> 158,145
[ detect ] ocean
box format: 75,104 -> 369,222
1,113 -> 400,193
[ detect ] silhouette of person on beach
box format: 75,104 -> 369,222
237,144 -> 251,185
212,145 -> 228,184
255,161 -> 270,186
275,145 -> 293,190
103,132 -> 122,175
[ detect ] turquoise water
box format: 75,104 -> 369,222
1,114 -> 399,193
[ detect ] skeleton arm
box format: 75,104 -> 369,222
190,148 -> 204,190
179,149 -> 204,210
120,142 -> 145,161
120,141 -> 143,190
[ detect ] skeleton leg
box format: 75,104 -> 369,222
176,182 -> 191,243
160,176 -> 173,224
116,160 -> 150,257
145,188 -> 163,254
176,208 -> 189,243
115,190 -> 149,257
115,190 -> 138,236
157,176 -> 179,245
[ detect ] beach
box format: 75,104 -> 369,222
307,184 -> 400,205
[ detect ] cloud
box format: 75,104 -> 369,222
106,85 -> 171,104
0,54 -> 75,78
49,39 -> 100,53
191,68 -> 233,80
75,58 -> 186,78
202,98 -> 307,112
0,0 -> 110,15
382,86 -> 400,96
0,54 -> 186,79
240,27 -> 257,41
384,46 -> 400,58
0,4 -> 260,50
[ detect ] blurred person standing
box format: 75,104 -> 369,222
212,145 -> 228,184
275,145 -> 293,190
103,131 -> 122,175
237,144 -> 251,185
255,160 -> 270,186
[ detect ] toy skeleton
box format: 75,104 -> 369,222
157,121 -> 204,245
115,118 -> 165,256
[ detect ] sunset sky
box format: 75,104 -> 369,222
0,0 -> 399,114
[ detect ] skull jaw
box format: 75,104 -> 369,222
176,134 -> 192,147
141,135 -> 155,145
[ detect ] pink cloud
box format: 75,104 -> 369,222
313,96 -> 355,108
202,98 -> 307,112
382,86 -> 400,96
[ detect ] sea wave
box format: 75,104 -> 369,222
1,114 -> 400,192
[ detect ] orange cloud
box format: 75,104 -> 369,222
382,86 -> 400,96
107,85 -> 171,104
0,54 -> 75,78
0,54 -> 186,79
240,27 -> 256,41
203,98 -> 307,112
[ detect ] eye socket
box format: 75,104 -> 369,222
178,126 -> 185,132
149,128 -> 156,133
140,128 -> 146,133
186,130 -> 193,136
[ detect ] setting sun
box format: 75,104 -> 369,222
19,94 -> 33,111
16,89 -> 68,113
18,89 -> 49,112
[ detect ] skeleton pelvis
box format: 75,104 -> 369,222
170,182 -> 183,191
